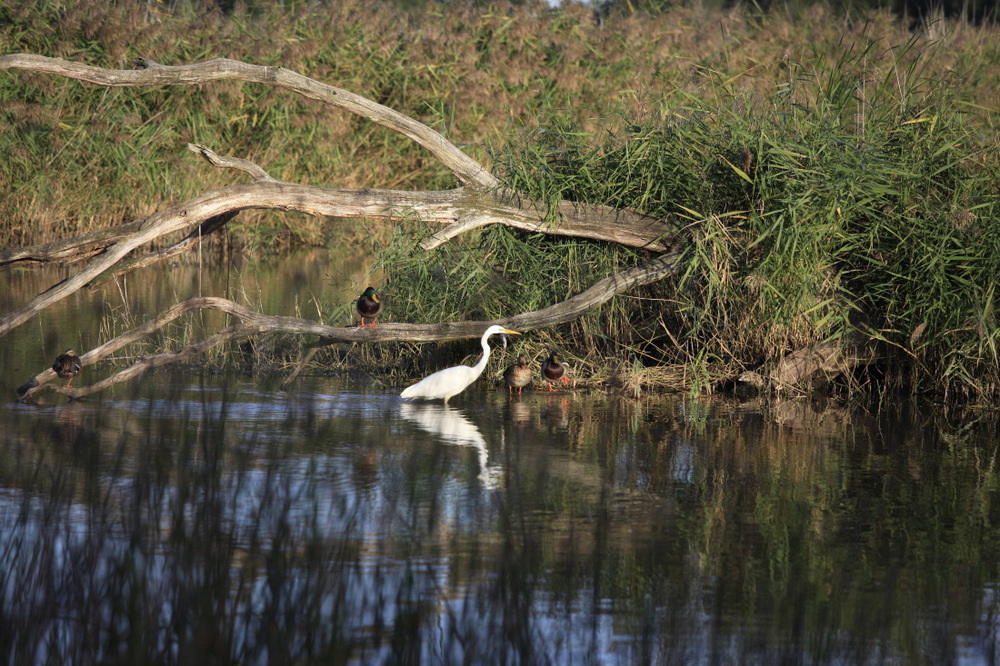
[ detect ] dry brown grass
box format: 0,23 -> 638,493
2,1 -> 997,243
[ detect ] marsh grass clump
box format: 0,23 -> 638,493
383,33 -> 999,398
2,0 -> 998,246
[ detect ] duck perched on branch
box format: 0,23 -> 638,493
401,325 -> 520,404
53,349 -> 81,387
356,286 -> 383,328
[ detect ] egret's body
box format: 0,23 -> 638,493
53,349 -> 81,387
542,352 -> 570,391
401,325 -> 520,403
503,355 -> 532,395
357,286 -> 383,327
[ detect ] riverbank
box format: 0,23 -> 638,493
2,2 -> 998,399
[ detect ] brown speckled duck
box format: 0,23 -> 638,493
53,349 -> 81,387
503,355 -> 532,395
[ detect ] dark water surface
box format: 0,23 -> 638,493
3,257 -> 1000,664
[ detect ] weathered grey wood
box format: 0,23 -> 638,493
3,53 -> 691,398
90,211 -> 238,285
0,219 -> 147,268
18,252 -> 681,400
19,326 -> 250,401
0,54 -> 499,189
188,143 -> 277,181
0,55 -> 679,340
1,150 -> 674,273
0,178 -> 676,336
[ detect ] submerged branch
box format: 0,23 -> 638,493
17,252 -> 682,400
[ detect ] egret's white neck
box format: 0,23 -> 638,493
471,333 -> 496,378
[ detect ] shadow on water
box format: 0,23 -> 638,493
2,375 -> 1000,664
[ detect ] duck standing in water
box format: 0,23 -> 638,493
542,352 -> 570,391
503,355 -> 532,395
356,286 -> 383,328
53,349 -> 81,387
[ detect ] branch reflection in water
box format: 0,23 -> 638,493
2,377 -> 1000,664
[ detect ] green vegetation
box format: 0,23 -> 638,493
2,1 -> 998,398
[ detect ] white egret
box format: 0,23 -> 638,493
400,325 -> 520,403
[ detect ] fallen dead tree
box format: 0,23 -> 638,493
1,54 -> 865,399
16,251 -> 683,400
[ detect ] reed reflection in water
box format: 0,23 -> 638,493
2,378 -> 1000,665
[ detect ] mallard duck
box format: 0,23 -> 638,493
401,326 -> 520,404
53,349 -> 81,387
503,355 -> 532,395
356,286 -> 383,328
542,352 -> 570,391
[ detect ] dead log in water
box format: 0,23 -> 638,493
1,54 -> 863,400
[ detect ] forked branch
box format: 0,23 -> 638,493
17,252 -> 682,401
2,53 -> 689,398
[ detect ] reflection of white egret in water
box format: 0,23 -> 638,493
399,403 -> 501,489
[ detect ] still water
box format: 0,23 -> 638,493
2,254 -> 1000,664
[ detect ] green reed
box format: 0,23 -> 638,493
2,1 -> 997,244
385,30 -> 999,397
2,1 -> 998,396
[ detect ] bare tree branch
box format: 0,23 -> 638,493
188,143 -> 277,181
17,252 -> 682,401
0,54 -> 499,189
0,176 -> 676,336
90,211 -> 239,285
19,326 -> 251,401
4,54 -> 692,398
0,219 -> 147,268
1,155 -> 674,273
